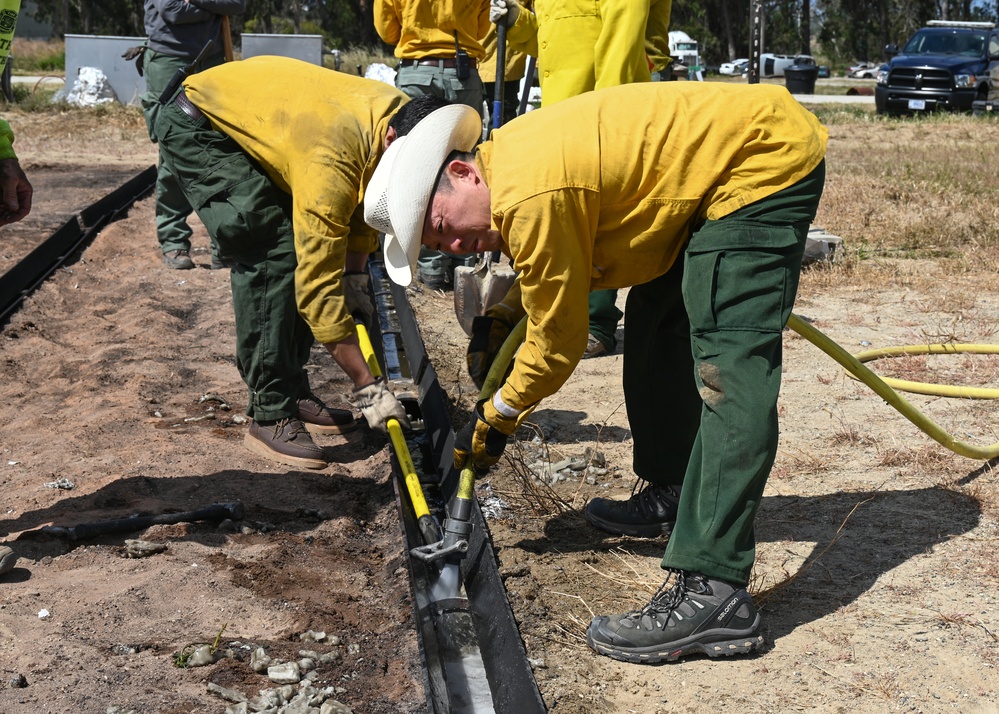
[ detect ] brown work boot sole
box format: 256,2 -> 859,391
243,431 -> 327,470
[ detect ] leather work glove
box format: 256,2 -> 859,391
353,378 -> 411,433
466,314 -> 515,389
343,272 -> 376,327
454,401 -> 510,472
490,0 -> 521,27
121,45 -> 146,76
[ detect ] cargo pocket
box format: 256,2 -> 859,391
682,222 -> 805,334
189,165 -> 293,259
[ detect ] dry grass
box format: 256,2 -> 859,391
10,38 -> 65,74
813,116 -> 999,276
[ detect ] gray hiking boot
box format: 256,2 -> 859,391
163,249 -> 195,270
584,480 -> 680,537
298,394 -> 357,435
244,417 -> 326,470
586,568 -> 764,664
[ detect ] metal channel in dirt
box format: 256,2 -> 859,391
0,164 -> 156,327
369,256 -> 547,714
1,168 -> 545,713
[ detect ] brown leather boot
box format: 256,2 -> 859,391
244,418 -> 326,470
298,394 -> 357,435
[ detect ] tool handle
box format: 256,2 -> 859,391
491,22 -> 507,132
221,16 -> 234,61
53,502 -> 243,541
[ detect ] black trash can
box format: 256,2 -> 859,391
784,64 -> 819,94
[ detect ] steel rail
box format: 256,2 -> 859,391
0,165 -> 156,326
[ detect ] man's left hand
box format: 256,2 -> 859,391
454,401 -> 510,472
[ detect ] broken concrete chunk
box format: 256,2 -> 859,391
267,661 -> 301,684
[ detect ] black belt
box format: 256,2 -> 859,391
399,57 -> 478,69
174,90 -> 205,122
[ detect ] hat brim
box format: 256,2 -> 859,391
382,105 -> 482,286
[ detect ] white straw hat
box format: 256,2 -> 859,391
363,104 -> 482,286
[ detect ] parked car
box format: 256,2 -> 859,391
875,20 -> 999,115
848,62 -> 880,78
760,53 -> 815,77
719,58 -> 749,76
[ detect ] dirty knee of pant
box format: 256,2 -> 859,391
697,362 -> 725,407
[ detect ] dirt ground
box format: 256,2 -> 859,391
1,105 -> 998,714
1,111 -> 424,713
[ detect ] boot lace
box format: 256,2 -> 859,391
274,417 -> 310,439
640,568 -> 688,626
630,479 -> 679,512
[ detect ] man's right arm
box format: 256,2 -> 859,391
373,0 -> 402,46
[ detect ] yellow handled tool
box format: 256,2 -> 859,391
356,323 -> 440,545
412,317 -> 529,564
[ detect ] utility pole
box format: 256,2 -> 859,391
748,0 -> 763,84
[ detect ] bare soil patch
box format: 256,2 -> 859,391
1,103 -> 998,714
0,108 -> 423,713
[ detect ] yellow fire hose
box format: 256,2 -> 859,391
455,316 -> 531,501
355,323 -> 440,545
456,313 -> 999,466
786,313 -> 999,460
408,302 -> 998,568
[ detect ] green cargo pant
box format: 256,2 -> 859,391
623,162 -> 825,586
395,63 -> 484,117
141,50 -> 226,258
587,289 -> 622,352
153,91 -> 314,420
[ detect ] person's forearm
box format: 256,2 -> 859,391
324,334 -> 376,388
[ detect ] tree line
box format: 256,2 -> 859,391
27,0 -> 999,65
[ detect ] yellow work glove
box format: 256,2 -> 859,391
453,401 -> 511,472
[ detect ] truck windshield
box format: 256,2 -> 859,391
902,30 -> 986,57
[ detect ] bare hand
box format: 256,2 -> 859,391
0,158 -> 32,226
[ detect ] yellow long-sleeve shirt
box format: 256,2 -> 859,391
374,0 -> 490,60
183,57 -> 408,345
506,0 -> 652,106
478,82 -> 828,424
478,1 -> 533,85
645,0 -> 672,74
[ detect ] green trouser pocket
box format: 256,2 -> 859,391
682,221 -> 805,336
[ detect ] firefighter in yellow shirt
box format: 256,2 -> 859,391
375,0 -> 490,290
489,0 -> 671,368
152,56 -> 453,470
365,84 -> 828,663
0,116 -> 30,227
